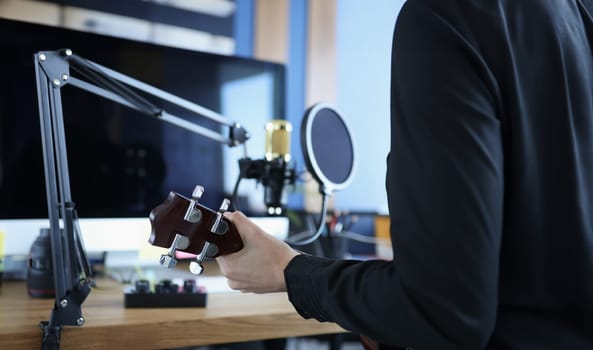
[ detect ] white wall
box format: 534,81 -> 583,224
334,0 -> 405,214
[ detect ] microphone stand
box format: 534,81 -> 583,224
34,48 -> 249,349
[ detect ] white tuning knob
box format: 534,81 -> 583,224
189,261 -> 204,275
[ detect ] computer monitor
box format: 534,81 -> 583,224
0,18 -> 286,255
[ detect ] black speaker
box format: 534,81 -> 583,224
27,228 -> 55,298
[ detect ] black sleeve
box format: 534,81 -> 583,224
284,2 -> 504,349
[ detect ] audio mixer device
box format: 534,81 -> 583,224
124,278 -> 207,308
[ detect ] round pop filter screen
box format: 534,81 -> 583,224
301,103 -> 355,193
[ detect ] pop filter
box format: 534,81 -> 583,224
301,103 -> 356,195
288,103 -> 355,246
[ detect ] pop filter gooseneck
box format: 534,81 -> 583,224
288,103 -> 356,246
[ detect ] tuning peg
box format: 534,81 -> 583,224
189,242 -> 219,275
184,185 -> 204,223
189,241 -> 208,275
159,233 -> 190,268
188,197 -> 230,275
189,260 -> 204,275
192,185 -> 205,199
211,198 -> 230,235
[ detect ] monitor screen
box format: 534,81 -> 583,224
0,18 -> 286,220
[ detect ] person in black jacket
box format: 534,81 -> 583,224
217,1 -> 593,348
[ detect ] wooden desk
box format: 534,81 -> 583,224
0,278 -> 345,349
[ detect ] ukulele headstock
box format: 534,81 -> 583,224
148,185 -> 243,274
